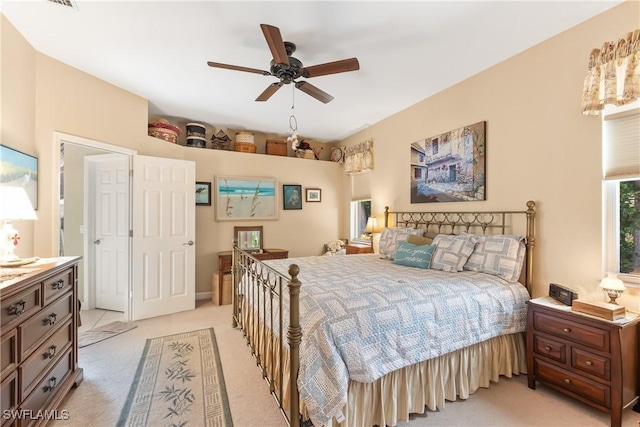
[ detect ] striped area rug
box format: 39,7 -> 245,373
117,328 -> 233,427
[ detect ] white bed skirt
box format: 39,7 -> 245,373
241,299 -> 527,427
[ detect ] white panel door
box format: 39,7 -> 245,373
91,154 -> 129,311
131,155 -> 195,320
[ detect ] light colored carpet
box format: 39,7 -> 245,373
50,301 -> 640,427
78,321 -> 138,348
118,328 -> 232,427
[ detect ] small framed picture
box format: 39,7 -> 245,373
195,181 -> 211,206
283,184 -> 302,210
306,188 -> 321,202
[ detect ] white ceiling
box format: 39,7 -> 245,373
1,0 -> 622,142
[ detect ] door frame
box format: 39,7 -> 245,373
53,132 -> 137,319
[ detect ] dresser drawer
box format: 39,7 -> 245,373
533,311 -> 610,352
535,359 -> 611,407
571,347 -> 611,381
42,268 -> 73,306
0,370 -> 17,417
1,284 -> 42,329
533,334 -> 566,364
20,320 -> 73,398
1,330 -> 17,381
20,349 -> 73,426
19,293 -> 73,360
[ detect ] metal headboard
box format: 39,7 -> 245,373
384,201 -> 536,292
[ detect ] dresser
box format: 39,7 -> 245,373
526,297 -> 639,427
1,257 -> 83,427
217,249 -> 288,303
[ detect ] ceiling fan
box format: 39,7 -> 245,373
207,24 -> 360,104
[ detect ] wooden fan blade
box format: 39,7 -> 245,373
301,58 -> 360,78
256,82 -> 284,102
207,61 -> 271,76
260,24 -> 289,66
295,81 -> 334,104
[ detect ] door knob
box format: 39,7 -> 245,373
94,239 -> 102,245
183,240 -> 194,246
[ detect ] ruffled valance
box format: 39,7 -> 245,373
581,29 -> 640,115
344,140 -> 374,175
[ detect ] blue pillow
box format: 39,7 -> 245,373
393,241 -> 435,269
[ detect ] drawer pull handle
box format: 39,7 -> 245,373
51,279 -> 65,290
44,345 -> 57,359
44,376 -> 57,392
564,378 -> 571,384
544,346 -> 551,352
585,360 -> 593,366
563,328 -> 571,333
43,313 -> 57,326
7,300 -> 26,316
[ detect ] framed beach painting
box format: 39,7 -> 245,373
0,145 -> 38,209
215,176 -> 278,221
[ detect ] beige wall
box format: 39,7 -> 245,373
2,15 -> 343,297
339,1 -> 639,310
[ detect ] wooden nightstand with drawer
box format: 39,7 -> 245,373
345,243 -> 373,255
526,297 -> 639,427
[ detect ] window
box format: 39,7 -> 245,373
603,103 -> 640,285
350,199 -> 371,243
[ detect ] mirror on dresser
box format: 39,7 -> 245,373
234,226 -> 263,253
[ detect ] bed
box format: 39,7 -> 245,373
231,201 -> 536,427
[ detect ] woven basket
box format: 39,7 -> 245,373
235,142 -> 257,153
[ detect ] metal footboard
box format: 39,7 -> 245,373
231,245 -> 302,427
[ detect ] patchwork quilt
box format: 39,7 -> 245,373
254,254 -> 530,427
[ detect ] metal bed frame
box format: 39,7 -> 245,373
231,201 -> 536,427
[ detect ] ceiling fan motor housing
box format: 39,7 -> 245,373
270,56 -> 302,84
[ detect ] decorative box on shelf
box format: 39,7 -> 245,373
148,119 -> 181,144
571,299 -> 626,320
234,142 -> 257,153
266,139 -> 287,156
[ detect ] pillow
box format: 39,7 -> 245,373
407,234 -> 433,246
379,227 -> 424,259
463,234 -> 526,281
393,241 -> 435,269
430,234 -> 478,272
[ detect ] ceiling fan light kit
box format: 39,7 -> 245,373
207,23 -> 360,104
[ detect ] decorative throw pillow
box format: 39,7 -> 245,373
407,234 -> 433,246
393,241 -> 435,269
379,227 -> 424,259
463,234 -> 526,281
430,234 -> 478,272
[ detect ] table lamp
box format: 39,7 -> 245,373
599,273 -> 626,304
365,217 -> 378,251
0,186 -> 38,262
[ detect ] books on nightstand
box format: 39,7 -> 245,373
571,299 -> 626,321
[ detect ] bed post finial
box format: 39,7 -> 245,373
287,264 -> 302,427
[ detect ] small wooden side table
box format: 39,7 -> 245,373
345,243 -> 373,254
217,249 -> 289,303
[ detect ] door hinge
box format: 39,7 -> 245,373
129,230 -> 133,237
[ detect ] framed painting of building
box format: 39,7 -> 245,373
410,121 -> 485,203
215,176 -> 278,221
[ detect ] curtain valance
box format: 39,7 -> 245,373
581,29 -> 640,115
344,140 -> 374,175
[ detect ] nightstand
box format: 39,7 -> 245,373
345,243 -> 373,254
526,297 -> 639,427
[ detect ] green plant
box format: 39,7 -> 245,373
619,180 -> 640,274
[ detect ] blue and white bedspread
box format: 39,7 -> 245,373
261,254 -> 530,427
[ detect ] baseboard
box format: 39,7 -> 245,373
196,291 -> 212,301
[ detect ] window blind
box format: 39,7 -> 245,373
351,172 -> 371,201
603,109 -> 640,180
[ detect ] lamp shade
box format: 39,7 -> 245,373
365,217 -> 378,233
0,186 -> 37,221
599,273 -> 626,291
